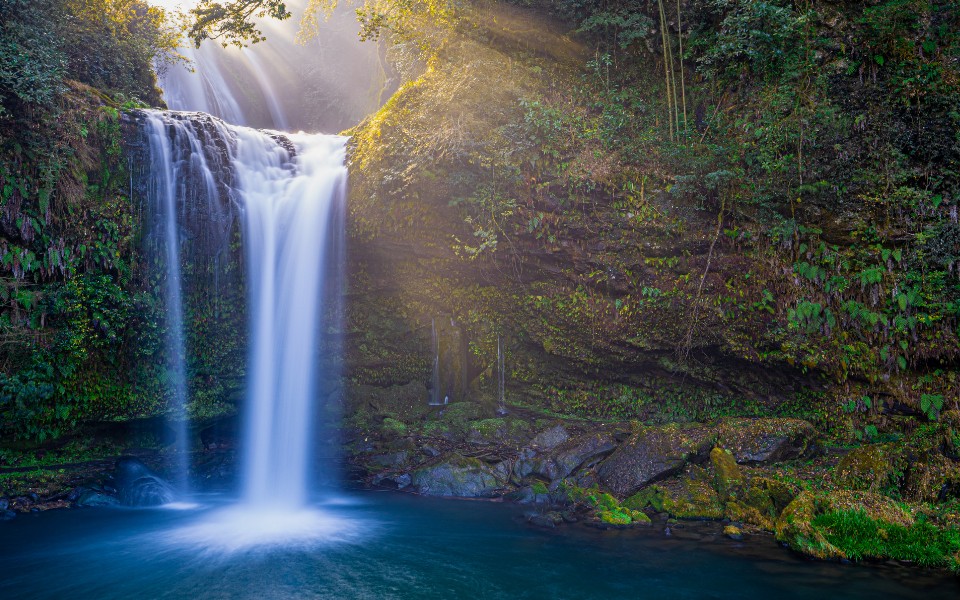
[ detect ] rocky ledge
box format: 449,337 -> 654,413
351,403 -> 960,571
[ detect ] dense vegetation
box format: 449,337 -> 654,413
0,0 -> 178,442
335,0 -> 960,434
328,0 -> 960,568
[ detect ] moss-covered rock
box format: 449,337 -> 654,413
725,500 -> 774,531
380,417 -> 409,439
421,421 -> 454,439
623,486 -> 666,513
903,454 -> 960,503
715,418 -> 816,464
596,424 -> 714,496
775,489 -> 919,561
834,444 -> 899,492
598,509 -> 633,525
467,417 -> 531,445
723,524 -> 744,540
710,447 -> 744,500
434,402 -> 487,438
661,478 -> 724,520
742,476 -> 797,521
774,491 -> 844,560
411,454 -> 504,497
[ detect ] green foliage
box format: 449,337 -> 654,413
60,0 -> 179,102
691,0 -> 804,81
920,393 -> 945,421
0,0 -> 67,118
0,89 -> 170,441
569,1 -> 652,50
812,509 -> 960,570
345,0 -> 959,429
188,0 -> 292,47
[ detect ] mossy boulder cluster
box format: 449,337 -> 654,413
351,405 -> 960,569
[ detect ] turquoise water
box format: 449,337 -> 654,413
0,492 -> 956,599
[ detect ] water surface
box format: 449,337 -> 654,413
0,492 -> 956,599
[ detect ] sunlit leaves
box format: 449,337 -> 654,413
188,0 -> 292,47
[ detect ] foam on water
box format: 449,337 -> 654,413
161,504 -> 368,554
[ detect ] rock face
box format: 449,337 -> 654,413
411,454 -> 503,497
115,457 -> 176,507
596,425 -> 714,496
715,418 -> 816,464
530,425 -> 570,450
514,427 -> 617,481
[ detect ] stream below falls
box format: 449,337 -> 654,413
0,491 -> 956,599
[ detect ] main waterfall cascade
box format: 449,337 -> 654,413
143,110 -> 347,528
236,128 -> 346,507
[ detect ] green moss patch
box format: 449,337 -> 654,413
812,510 -> 960,570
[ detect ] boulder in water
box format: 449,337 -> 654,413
411,454 -> 503,497
115,457 -> 176,507
0,499 -> 15,521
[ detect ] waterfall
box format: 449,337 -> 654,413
429,318 -> 443,405
497,334 -> 506,412
144,113 -> 226,490
141,109 -> 346,510
236,128 -> 347,507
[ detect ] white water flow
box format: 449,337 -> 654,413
235,128 -> 347,508
144,108 -> 347,519
497,334 -> 506,411
144,113 -> 223,490
429,318 -> 442,405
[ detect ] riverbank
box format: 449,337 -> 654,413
3,408 -> 959,574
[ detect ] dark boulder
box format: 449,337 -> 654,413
75,488 -> 120,508
528,511 -> 564,528
533,433 -> 617,482
115,457 -> 176,507
411,454 -> 503,497
373,472 -> 412,489
530,425 -> 570,451
596,424 -> 714,496
714,418 -> 816,464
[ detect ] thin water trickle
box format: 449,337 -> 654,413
497,334 -> 506,413
429,318 -> 442,405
